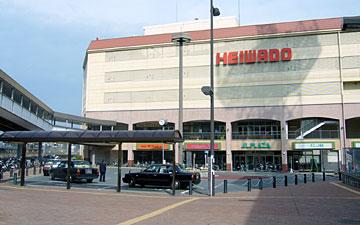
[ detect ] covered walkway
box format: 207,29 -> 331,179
0,130 -> 182,194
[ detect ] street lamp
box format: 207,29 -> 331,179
172,32 -> 191,166
159,119 -> 168,164
203,0 -> 220,197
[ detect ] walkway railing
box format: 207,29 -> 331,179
342,173 -> 360,190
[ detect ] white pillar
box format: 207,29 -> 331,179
225,121 -> 232,171
281,120 -> 288,172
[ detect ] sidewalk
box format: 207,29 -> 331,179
0,180 -> 359,225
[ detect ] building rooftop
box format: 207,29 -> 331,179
87,17 -> 343,51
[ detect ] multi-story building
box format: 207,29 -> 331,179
83,16 -> 360,172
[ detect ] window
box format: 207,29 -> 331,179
144,165 -> 159,172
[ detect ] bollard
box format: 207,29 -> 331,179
10,168 -> 13,177
273,176 -> 276,188
295,174 -> 298,185
189,180 -> 192,195
247,179 -> 251,192
259,178 -> 263,190
224,180 -> 228,193
212,173 -> 216,196
285,175 -> 288,187
323,172 -> 325,181
304,174 -> 307,184
312,173 -> 315,182
33,166 -> 36,175
25,168 -> 29,177
13,172 -> 18,185
339,172 -> 342,181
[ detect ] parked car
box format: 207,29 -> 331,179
122,164 -> 201,189
43,159 -> 62,176
50,160 -> 99,183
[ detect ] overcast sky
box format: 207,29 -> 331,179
0,0 -> 359,115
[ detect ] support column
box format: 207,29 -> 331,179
225,121 -> 232,171
117,143 -> 122,192
127,123 -> 134,167
281,120 -> 288,172
91,149 -> 96,166
17,144 -> 21,158
339,118 -> 346,172
66,143 -> 71,190
38,142 -> 42,159
20,143 -> 27,186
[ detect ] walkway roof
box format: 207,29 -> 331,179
0,130 -> 183,144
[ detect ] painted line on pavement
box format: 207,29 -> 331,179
0,184 -> 181,199
117,198 -> 198,225
330,182 -> 360,195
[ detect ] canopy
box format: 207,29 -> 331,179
0,130 -> 183,144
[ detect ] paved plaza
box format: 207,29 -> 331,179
0,179 -> 359,225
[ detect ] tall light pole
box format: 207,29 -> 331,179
209,0 -> 220,196
159,119 -> 168,164
172,33 -> 191,165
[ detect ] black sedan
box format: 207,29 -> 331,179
50,160 -> 99,183
122,164 -> 201,189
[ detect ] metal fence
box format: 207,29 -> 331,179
342,173 -> 360,190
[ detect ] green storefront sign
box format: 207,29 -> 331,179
241,142 -> 271,149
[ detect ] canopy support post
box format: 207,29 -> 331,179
20,142 -> 27,186
67,143 -> 72,190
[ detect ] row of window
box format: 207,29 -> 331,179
0,78 -> 52,121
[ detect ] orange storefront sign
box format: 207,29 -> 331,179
137,143 -> 169,150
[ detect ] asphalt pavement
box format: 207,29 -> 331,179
14,167 -> 339,196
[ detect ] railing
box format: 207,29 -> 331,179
0,92 -> 53,130
288,130 -> 339,139
342,173 -> 360,190
183,132 -> 226,140
232,131 -> 281,139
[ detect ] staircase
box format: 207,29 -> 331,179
295,119 -> 337,139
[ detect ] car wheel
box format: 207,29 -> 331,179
86,179 -> 93,183
129,178 -> 136,187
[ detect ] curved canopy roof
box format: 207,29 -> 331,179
0,130 -> 183,144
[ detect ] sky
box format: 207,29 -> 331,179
0,0 -> 359,116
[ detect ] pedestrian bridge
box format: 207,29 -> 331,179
0,69 -> 117,132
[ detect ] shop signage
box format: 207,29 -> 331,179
216,48 -> 292,65
241,142 -> 271,149
137,143 -> 169,150
293,142 -> 334,150
353,142 -> 360,148
185,143 -> 220,150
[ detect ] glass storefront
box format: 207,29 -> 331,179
134,151 -> 173,166
288,151 -> 321,172
184,151 -> 226,170
232,151 -> 281,171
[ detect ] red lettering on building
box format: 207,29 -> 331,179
216,52 -> 228,65
227,51 -> 238,65
281,48 -> 292,61
257,49 -> 268,62
245,50 -> 257,63
215,48 -> 292,65
269,49 -> 280,62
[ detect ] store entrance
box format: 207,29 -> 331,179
232,151 -> 281,171
288,151 -> 321,172
185,151 -> 226,171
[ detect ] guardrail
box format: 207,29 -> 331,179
342,173 -> 360,190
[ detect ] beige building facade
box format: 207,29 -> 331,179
83,16 -> 360,172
